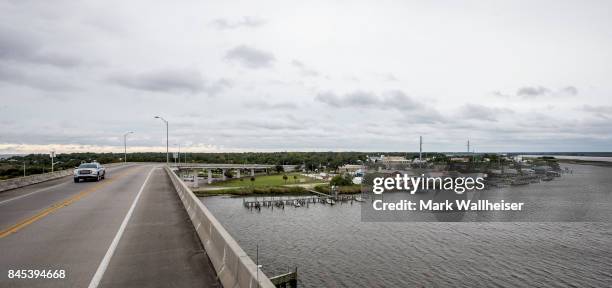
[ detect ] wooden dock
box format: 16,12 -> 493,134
243,191 -> 361,210
243,196 -> 322,209
270,268 -> 298,288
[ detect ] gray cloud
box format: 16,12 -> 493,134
238,120 -> 303,131
315,91 -> 377,107
396,110 -> 446,125
491,91 -> 511,98
225,45 -> 275,69
315,90 -> 423,110
582,105 -> 612,114
582,105 -> 612,119
561,86 -> 578,96
382,90 -> 423,110
291,60 -> 319,77
517,86 -> 550,98
314,90 -> 445,125
110,69 -> 231,95
459,104 -> 514,122
0,27 -> 82,68
513,85 -> 578,98
247,101 -> 298,110
0,63 -> 78,91
211,17 -> 266,29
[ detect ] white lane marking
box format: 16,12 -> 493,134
0,182 -> 70,206
87,166 -> 157,288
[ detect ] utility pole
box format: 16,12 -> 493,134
23,161 -> 26,177
467,139 -> 470,154
154,116 -> 169,164
124,131 -> 134,163
419,136 -> 423,162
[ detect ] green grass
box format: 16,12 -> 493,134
193,186 -> 308,197
210,173 -> 323,188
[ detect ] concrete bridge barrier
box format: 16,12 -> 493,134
0,162 -> 127,193
165,166 -> 275,288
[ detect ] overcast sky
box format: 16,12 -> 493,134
1,0 -> 611,154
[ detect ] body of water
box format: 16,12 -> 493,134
200,164 -> 612,287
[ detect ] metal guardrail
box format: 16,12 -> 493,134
164,166 -> 275,288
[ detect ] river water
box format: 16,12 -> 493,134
200,164 -> 612,287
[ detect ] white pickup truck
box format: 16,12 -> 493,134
73,162 -> 106,182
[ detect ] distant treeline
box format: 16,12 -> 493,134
508,152 -> 612,157
0,152 -> 427,180
0,151 -> 571,180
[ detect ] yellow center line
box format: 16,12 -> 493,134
0,166 -> 141,238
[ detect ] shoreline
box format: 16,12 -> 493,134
558,159 -> 612,167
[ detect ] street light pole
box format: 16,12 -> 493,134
50,151 -> 55,173
154,116 -> 169,164
124,131 -> 134,163
174,144 -> 178,165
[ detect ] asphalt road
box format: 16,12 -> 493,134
0,164 -> 219,287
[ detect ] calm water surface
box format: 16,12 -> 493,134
200,164 -> 612,287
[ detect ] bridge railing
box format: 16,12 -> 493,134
164,166 -> 275,288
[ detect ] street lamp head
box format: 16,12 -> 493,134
154,115 -> 167,123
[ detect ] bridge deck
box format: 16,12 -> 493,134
0,164 -> 220,287
99,167 -> 220,287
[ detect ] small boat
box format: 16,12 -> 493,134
325,198 -> 335,205
354,196 -> 365,202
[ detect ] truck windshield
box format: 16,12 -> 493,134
79,164 -> 98,168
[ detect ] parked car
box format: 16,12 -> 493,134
74,162 -> 105,182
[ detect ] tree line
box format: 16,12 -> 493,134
1,152 -> 399,180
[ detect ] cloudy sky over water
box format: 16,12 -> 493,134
1,0 -> 611,154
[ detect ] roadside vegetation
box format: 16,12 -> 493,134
305,174 -> 361,194
0,153 -> 122,180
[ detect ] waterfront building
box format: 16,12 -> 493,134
339,164 -> 364,173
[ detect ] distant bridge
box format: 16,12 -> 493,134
170,163 -> 276,169
171,163 -> 297,185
